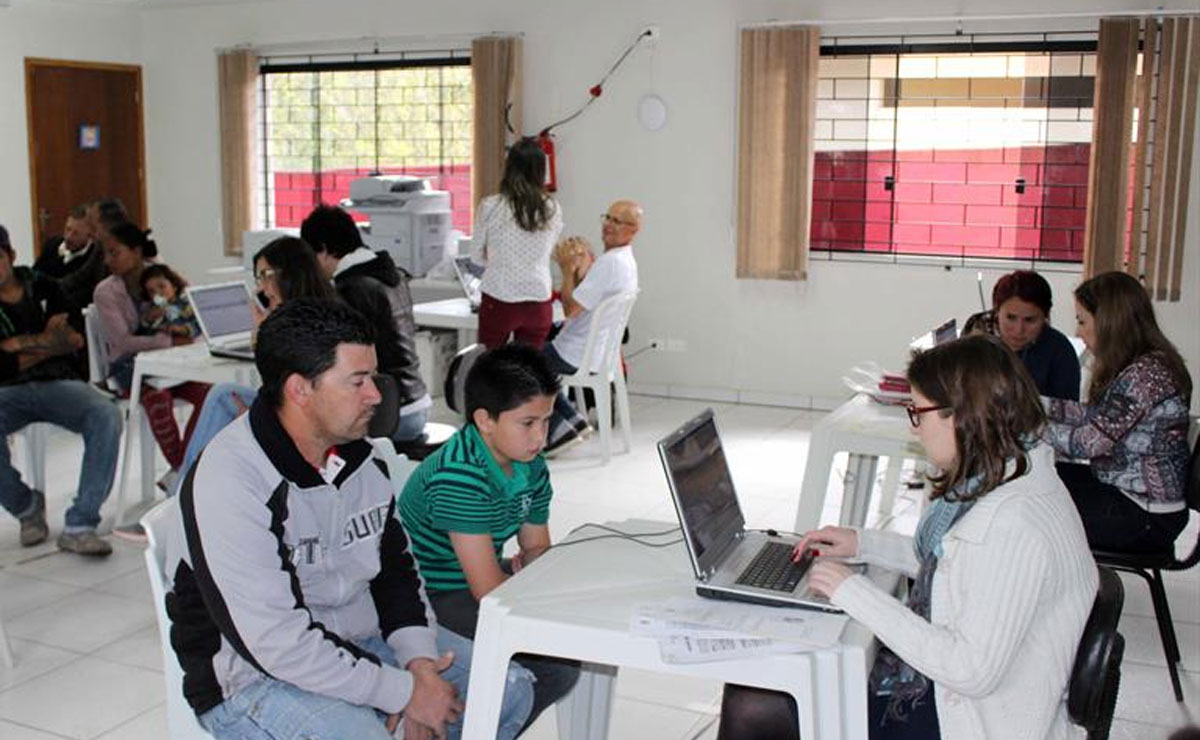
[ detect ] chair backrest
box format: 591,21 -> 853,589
1068,566 -> 1125,738
369,437 -> 418,499
82,305 -> 114,387
140,498 -> 214,739
574,290 -> 638,378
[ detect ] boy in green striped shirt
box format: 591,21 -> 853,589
398,344 -> 579,731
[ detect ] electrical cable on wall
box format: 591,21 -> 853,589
506,27 -> 657,191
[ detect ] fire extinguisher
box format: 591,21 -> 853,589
537,130 -> 558,192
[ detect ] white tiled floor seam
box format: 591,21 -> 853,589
0,394 -> 1196,739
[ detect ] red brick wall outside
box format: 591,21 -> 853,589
811,143 -> 1091,261
271,164 -> 472,233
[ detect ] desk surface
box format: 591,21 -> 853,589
464,519 -> 889,740
412,297 -> 565,332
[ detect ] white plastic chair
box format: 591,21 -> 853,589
559,291 -> 638,463
85,305 -> 157,526
368,437 -> 418,498
140,498 -> 214,739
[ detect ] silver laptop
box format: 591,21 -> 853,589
657,409 -> 844,612
909,317 -> 958,351
452,256 -> 484,312
187,282 -> 256,361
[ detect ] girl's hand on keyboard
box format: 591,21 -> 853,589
808,560 -> 854,598
794,525 -> 858,561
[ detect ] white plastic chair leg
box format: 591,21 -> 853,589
613,373 -> 632,453
595,383 -> 613,464
0,611 -> 14,667
555,662 -> 616,740
24,424 -> 47,493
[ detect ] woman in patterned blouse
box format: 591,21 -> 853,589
1046,271 -> 1193,553
470,138 -> 563,349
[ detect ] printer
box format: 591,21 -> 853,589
344,175 -> 452,278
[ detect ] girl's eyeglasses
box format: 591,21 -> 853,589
906,403 -> 948,427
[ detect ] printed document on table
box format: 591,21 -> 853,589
633,599 -> 849,646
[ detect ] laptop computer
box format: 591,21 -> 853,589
909,317 -> 958,351
452,256 -> 484,312
187,282 -> 257,361
657,409 -> 845,612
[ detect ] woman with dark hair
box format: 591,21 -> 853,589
167,236 -> 336,499
1048,270 -> 1192,553
989,270 -> 1080,400
718,335 -> 1097,740
252,235 -> 335,314
470,137 -> 564,348
93,222 -> 209,493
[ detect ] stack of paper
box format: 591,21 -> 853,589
630,599 -> 850,664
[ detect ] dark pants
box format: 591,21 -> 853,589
541,343 -> 588,442
1056,462 -> 1188,554
478,294 -> 554,350
428,587 -> 580,732
717,683 -> 941,740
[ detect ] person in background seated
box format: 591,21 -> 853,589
34,204 -> 96,281
167,298 -> 478,740
93,222 -> 209,494
541,199 -> 641,455
718,335 -> 1097,740
0,224 -> 121,556
471,137 -> 564,349
399,344 -> 578,733
302,204 -> 431,442
1047,271 -> 1192,554
990,270 -> 1080,400
59,198 -> 126,312
139,263 -> 200,339
170,236 -> 337,498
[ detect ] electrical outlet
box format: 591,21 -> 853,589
667,339 -> 687,353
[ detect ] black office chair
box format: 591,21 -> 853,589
368,372 -> 457,462
1091,434 -> 1200,702
1068,566 -> 1125,740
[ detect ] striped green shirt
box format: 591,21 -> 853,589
398,423 -> 552,592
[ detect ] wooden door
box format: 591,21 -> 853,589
25,59 -> 146,255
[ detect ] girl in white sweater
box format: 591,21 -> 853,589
719,335 -> 1098,740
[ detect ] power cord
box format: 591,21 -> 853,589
547,522 -> 683,551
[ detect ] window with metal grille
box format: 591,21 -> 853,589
811,34 -> 1098,263
258,52 -> 472,233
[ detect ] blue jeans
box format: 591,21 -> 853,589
198,631 -> 533,740
0,380 -> 122,531
542,344 -> 587,442
175,383 -> 257,496
394,405 -> 430,443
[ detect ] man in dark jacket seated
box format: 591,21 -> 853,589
0,224 -> 121,555
302,204 -> 431,442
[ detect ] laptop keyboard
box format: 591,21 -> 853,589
735,541 -> 813,592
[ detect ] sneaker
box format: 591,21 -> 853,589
544,420 -> 592,457
156,468 -> 180,494
112,522 -> 148,544
19,489 -> 49,547
57,530 -> 113,557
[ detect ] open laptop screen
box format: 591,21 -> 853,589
659,411 -> 745,574
189,283 -> 255,340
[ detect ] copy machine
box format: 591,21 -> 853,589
344,175 -> 452,277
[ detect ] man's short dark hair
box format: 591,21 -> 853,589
255,297 -> 375,408
465,345 -> 561,421
300,204 -> 364,259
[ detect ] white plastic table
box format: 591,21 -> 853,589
794,394 -> 926,533
413,297 -> 565,349
461,519 -> 894,740
114,343 -> 257,526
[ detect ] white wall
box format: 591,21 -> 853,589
8,0 -> 1198,408
0,1 -> 141,264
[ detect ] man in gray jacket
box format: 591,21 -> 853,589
164,298 -> 531,740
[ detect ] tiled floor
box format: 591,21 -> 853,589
0,394 -> 1196,739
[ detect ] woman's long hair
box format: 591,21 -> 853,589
254,237 -> 335,303
1075,271 -> 1191,403
907,334 -> 1046,501
499,137 -> 553,232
